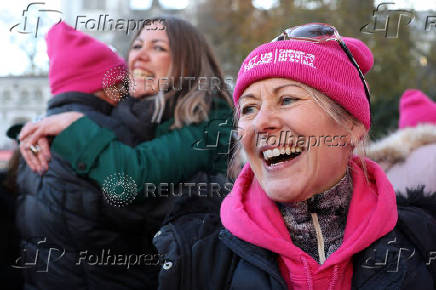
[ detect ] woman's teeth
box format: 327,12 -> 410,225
133,69 -> 154,78
262,145 -> 304,164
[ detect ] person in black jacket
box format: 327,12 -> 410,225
152,23 -> 436,290
1,126 -> 24,290
15,22 -> 166,290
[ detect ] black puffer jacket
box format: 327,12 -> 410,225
15,92 -> 169,290
153,187 -> 436,290
1,169 -> 23,290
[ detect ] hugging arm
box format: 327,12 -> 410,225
20,111 -> 232,197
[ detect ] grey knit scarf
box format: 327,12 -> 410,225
278,170 -> 353,264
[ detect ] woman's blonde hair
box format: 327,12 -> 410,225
228,80 -> 370,180
129,16 -> 233,128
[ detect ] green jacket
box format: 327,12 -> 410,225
51,98 -> 233,202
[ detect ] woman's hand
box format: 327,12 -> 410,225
19,112 -> 84,174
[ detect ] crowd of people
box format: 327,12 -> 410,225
1,17 -> 435,290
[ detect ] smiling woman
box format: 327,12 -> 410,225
237,78 -> 365,202
151,23 -> 436,290
127,16 -> 232,127
128,22 -> 171,98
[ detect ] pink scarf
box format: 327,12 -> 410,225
221,157 -> 398,290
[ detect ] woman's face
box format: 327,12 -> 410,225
238,78 -> 354,202
128,24 -> 172,98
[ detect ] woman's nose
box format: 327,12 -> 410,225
135,47 -> 151,62
253,106 -> 282,134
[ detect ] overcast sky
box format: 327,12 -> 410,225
1,0 -> 434,76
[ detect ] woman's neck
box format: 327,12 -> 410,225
278,169 -> 353,264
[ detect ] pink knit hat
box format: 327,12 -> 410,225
399,89 -> 436,128
233,36 -> 373,129
46,22 -> 126,95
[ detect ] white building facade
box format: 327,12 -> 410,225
0,76 -> 50,150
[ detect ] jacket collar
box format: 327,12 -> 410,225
48,91 -> 113,115
220,226 -> 412,290
218,228 -> 288,289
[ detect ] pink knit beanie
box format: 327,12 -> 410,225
46,22 -> 126,95
399,89 -> 436,128
233,36 -> 374,129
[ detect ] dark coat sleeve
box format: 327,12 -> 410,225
352,187 -> 436,290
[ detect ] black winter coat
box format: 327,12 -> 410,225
0,170 -> 23,290
153,187 -> 436,290
15,92 -> 168,290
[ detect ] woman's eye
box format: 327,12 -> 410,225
132,44 -> 142,49
281,96 -> 298,105
154,46 -> 167,52
241,105 -> 257,115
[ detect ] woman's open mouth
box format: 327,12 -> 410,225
132,68 -> 155,78
261,144 -> 305,168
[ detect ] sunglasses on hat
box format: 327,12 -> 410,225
272,23 -> 371,104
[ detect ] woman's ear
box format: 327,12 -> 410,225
349,121 -> 366,146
